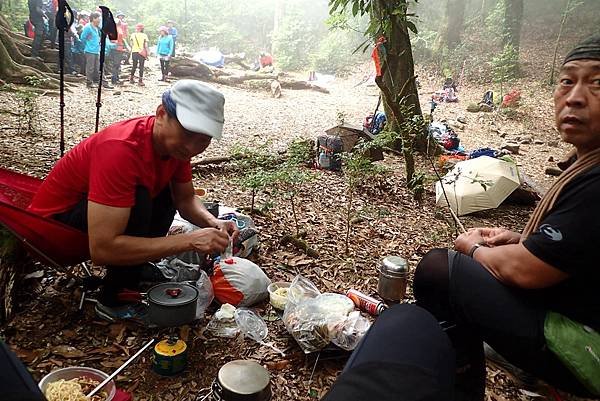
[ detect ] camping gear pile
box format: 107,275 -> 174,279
428,121 -> 462,152
315,124 -> 384,171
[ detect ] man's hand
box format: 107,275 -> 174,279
187,228 -> 230,254
477,227 -> 521,246
214,219 -> 240,242
454,229 -> 487,255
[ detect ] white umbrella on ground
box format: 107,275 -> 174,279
436,156 -> 521,216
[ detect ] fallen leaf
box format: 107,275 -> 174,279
52,345 -> 85,358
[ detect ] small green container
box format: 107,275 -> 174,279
152,338 -> 188,376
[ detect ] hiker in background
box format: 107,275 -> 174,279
259,52 -> 273,68
28,0 -> 45,57
72,23 -> 85,75
80,12 -> 103,88
110,11 -> 130,85
413,34 -> 600,400
43,0 -> 57,48
167,20 -> 177,57
156,26 -> 174,82
62,11 -> 79,75
116,11 -> 130,66
130,23 -> 149,86
103,37 -> 117,88
76,10 -> 89,30
23,19 -> 35,38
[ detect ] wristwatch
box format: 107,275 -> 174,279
468,242 -> 488,257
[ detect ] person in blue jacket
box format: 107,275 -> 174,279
167,20 -> 177,57
79,12 -> 103,88
156,26 -> 174,82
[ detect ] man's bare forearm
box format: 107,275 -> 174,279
91,232 -> 192,266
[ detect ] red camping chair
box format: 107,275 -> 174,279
0,168 -> 90,269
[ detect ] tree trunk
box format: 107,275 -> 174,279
272,0 -> 285,54
445,0 -> 466,50
0,14 -> 60,88
373,0 -> 421,185
503,0 -> 524,52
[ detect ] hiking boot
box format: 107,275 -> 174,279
484,343 -> 540,392
102,82 -> 114,89
95,301 -> 149,325
138,79 -> 145,87
129,76 -> 135,84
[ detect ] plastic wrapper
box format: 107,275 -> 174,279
192,270 -> 214,319
234,308 -> 268,342
283,275 -> 367,354
207,303 -> 240,338
330,311 -> 371,351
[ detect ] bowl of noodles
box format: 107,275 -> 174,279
38,366 -> 116,401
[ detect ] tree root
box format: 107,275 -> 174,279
281,234 -> 319,258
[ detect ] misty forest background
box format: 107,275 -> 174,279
0,0 -> 598,79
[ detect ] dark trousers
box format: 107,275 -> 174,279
111,51 -> 125,83
30,17 -> 44,57
54,186 -> 176,305
84,52 -> 99,84
0,341 -> 45,401
323,304 -> 455,401
414,249 -> 592,399
47,11 -> 57,46
131,52 -> 145,79
159,58 -> 170,78
61,37 -> 74,73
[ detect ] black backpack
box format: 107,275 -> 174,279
316,135 -> 343,171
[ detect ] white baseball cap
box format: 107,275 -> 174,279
169,80 -> 225,139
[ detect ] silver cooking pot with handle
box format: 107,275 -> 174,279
211,360 -> 271,401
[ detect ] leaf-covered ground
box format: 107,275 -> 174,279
0,54 -> 591,401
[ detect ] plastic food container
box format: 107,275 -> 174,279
38,366 -> 116,401
267,282 -> 291,310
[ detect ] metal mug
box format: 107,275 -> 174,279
377,256 -> 409,303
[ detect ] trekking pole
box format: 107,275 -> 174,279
55,0 -> 73,156
369,95 -> 382,133
95,6 -> 117,133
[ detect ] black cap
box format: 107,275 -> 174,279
563,33 -> 600,65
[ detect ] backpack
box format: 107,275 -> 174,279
364,112 -> 387,134
481,91 -> 494,107
316,135 -> 343,171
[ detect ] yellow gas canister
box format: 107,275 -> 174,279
152,337 -> 188,376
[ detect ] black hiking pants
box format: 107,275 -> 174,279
323,304 -> 455,401
54,186 -> 176,305
414,248 -> 593,399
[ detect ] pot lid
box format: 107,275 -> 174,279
218,360 -> 270,395
147,283 -> 198,306
154,338 -> 187,356
380,256 -> 408,276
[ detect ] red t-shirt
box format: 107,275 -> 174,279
28,116 -> 192,217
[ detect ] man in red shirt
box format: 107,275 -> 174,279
29,80 -> 237,321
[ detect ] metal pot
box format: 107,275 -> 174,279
377,256 -> 409,303
146,282 -> 199,327
212,360 -> 271,401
